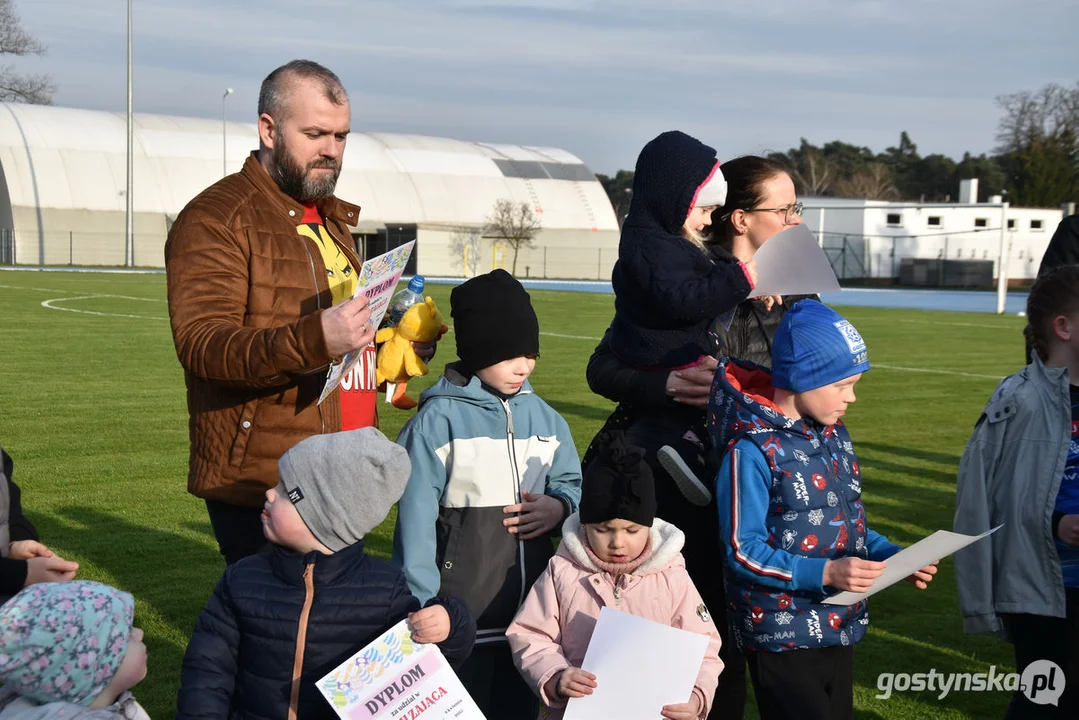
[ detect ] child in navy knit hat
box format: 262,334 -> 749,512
708,299 -> 937,720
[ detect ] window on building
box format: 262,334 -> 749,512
1007,219 -> 1016,230
1031,219 -> 1044,231
886,213 -> 902,227
928,216 -> 942,227
974,218 -> 988,228
956,248 -> 963,258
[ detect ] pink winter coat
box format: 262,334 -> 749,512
505,514 -> 723,720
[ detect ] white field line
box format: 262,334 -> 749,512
40,295 -> 167,320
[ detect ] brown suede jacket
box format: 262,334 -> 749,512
165,153 -> 363,507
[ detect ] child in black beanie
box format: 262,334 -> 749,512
506,431 -> 723,720
393,269 -> 583,718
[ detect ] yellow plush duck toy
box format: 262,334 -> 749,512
375,296 -> 449,410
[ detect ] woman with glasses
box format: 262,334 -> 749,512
583,155 -> 812,720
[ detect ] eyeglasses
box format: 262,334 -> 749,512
745,201 -> 804,226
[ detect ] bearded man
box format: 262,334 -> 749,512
166,60 -> 412,565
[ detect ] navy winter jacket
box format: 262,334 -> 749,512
710,358 -> 900,653
177,542 -> 475,719
610,130 -> 752,368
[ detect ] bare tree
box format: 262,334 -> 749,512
484,198 -> 541,276
791,147 -> 834,196
449,225 -> 483,278
833,163 -> 899,200
994,82 -> 1079,206
0,0 -> 53,104
995,83 -> 1079,153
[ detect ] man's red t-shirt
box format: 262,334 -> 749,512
296,204 -> 378,431
340,345 -> 378,430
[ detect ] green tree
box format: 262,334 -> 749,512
953,152 -> 1007,202
880,131 -> 921,199
909,154 -> 958,202
595,169 -> 634,225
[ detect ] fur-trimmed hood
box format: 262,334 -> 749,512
557,513 -> 686,576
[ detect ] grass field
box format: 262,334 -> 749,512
0,270 -> 1029,718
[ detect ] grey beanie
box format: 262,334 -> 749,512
277,427 -> 411,552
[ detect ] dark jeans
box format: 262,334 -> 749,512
205,500 -> 272,566
745,646 -> 854,720
586,406 -> 748,720
1002,587 -> 1079,719
457,641 -> 538,719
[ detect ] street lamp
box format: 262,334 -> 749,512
222,87 -> 233,177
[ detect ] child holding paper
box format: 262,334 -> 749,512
506,430 -> 722,720
177,428 -> 475,720
393,269 -> 583,718
711,299 -> 936,720
955,265 -> 1079,717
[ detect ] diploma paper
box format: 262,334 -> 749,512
316,619 -> 485,720
318,241 -> 416,405
564,607 -> 709,720
747,224 -> 841,298
822,526 -> 1001,605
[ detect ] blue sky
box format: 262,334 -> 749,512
16,0 -> 1077,174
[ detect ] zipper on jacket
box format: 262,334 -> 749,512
298,236 -> 326,435
815,428 -> 857,555
289,560 -> 316,720
500,398 -> 528,609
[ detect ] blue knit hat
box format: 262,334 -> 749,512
772,300 -> 870,392
0,581 -> 135,706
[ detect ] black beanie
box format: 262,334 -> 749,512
579,431 -> 657,527
450,269 -> 540,372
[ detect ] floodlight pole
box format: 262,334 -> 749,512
222,88 -> 233,177
996,201 -> 1010,315
124,0 -> 134,267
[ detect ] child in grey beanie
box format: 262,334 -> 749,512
178,428 -> 477,719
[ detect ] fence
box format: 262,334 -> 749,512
816,228 -> 1040,286
0,229 -> 163,268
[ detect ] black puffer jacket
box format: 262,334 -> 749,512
177,542 -> 475,720
589,242 -> 817,408
610,131 -> 752,368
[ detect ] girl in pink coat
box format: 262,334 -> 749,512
506,431 -> 723,720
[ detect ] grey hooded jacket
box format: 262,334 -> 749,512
953,355 -> 1073,637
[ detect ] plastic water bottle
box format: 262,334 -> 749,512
382,275 -> 426,329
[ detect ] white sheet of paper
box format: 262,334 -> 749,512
747,224 -> 841,298
564,607 -> 709,720
822,525 -> 1001,605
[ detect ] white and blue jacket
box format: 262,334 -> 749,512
392,365 -> 582,646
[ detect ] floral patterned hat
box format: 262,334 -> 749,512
0,581 -> 134,706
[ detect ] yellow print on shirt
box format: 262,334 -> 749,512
297,222 -> 356,306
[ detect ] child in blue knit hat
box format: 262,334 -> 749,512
0,580 -> 149,719
708,299 -> 937,720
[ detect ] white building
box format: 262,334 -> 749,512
802,179 -> 1066,284
0,103 -> 619,278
